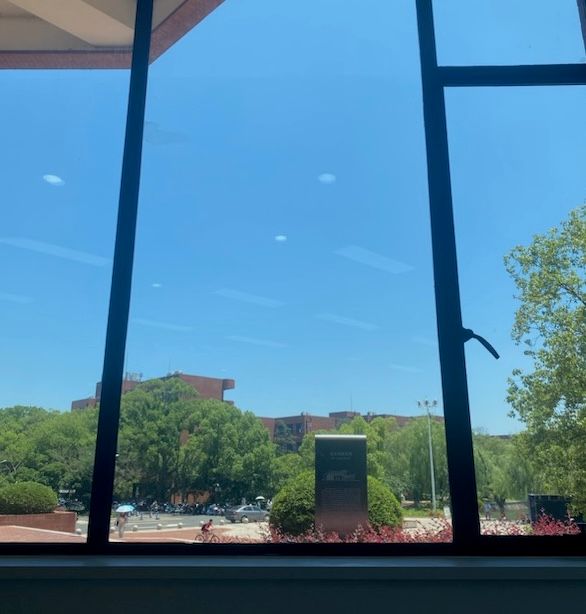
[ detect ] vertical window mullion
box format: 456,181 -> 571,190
87,0 -> 154,550
415,0 -> 480,547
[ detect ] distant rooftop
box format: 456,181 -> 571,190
71,371 -> 235,410
260,411 -> 445,451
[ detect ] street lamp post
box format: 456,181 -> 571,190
417,400 -> 438,512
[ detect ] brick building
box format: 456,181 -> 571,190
71,372 -> 235,411
261,411 -> 444,451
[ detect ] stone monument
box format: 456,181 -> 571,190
315,434 -> 368,535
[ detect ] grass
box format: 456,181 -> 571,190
401,507 -> 444,518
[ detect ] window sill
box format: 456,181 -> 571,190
1,556 -> 585,581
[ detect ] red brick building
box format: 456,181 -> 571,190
261,411 -> 444,451
71,372 -> 235,411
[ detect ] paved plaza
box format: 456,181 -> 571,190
0,513 -> 522,543
0,525 -> 85,543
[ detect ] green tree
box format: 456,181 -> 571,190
0,406 -> 97,506
176,399 -> 275,503
270,453 -> 303,495
473,432 -> 541,515
116,378 -> 198,501
117,378 -> 277,503
32,409 -> 97,507
338,416 -> 385,480
0,406 -> 52,483
273,420 -> 296,455
505,205 -> 586,511
383,418 -> 448,506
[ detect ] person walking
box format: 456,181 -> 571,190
151,500 -> 160,520
117,512 -> 128,538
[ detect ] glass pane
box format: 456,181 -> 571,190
447,86 -> 586,536
0,5 -> 136,542
434,0 -> 586,66
112,0 -> 452,544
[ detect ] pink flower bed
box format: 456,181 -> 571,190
261,514 -> 580,543
264,519 -> 453,543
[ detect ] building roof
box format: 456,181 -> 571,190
0,0 -> 224,69
71,371 -> 235,410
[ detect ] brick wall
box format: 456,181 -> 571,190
259,418 -> 276,440
175,374 -> 234,401
0,511 -> 76,533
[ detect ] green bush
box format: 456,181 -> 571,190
0,481 -> 58,515
367,475 -> 403,529
270,471 -> 315,536
269,471 -> 402,535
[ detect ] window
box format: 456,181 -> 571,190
433,0 -> 586,66
446,85 -> 586,535
114,0 -> 448,546
418,0 -> 586,553
0,0 -> 584,555
0,2 -> 136,544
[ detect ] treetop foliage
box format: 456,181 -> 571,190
505,205 -> 586,511
0,378 -> 543,513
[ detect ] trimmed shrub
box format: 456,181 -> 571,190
269,471 -> 402,535
0,481 -> 58,515
367,475 -> 403,529
270,471 -> 315,536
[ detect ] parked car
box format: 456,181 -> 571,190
224,505 -> 269,523
59,499 -> 85,512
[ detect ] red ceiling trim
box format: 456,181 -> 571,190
0,0 -> 225,69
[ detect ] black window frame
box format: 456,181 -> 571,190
1,0 -> 585,556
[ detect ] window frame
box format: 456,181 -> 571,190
1,0 -> 585,556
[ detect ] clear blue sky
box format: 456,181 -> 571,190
0,1 -> 584,435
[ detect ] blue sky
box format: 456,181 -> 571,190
0,1 -> 585,434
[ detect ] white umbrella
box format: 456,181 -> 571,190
116,504 -> 135,513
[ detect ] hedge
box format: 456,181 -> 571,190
0,481 -> 58,515
269,471 -> 402,535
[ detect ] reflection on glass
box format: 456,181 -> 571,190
0,5 -> 135,543
112,0 -> 450,544
447,86 -> 586,536
434,0 -> 586,66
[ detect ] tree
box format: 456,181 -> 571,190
0,378 -> 278,507
32,409 -> 97,508
338,416 -> 385,480
0,406 -> 52,484
473,432 -> 541,516
505,205 -> 586,511
273,420 -> 296,455
0,406 -> 97,506
116,378 -> 199,501
176,400 -> 275,503
383,418 -> 449,506
116,377 -> 276,503
270,453 -> 303,495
